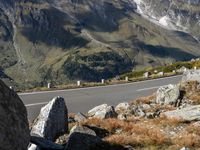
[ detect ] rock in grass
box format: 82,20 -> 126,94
74,112 -> 87,122
88,104 -> 118,119
70,125 -> 96,136
31,96 -> 68,141
115,102 -> 130,113
182,69 -> 200,83
0,79 -> 30,150
156,84 -> 180,105
164,105 -> 200,121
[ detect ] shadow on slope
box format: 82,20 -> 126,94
20,7 -> 89,49
136,41 -> 196,61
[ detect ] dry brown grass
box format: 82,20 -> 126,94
82,118 -> 171,147
130,94 -> 156,105
105,127 -> 170,147
181,81 -> 200,104
105,134 -> 143,146
173,132 -> 200,147
181,81 -> 199,92
187,94 -> 200,104
150,116 -> 184,127
186,123 -> 200,135
146,104 -> 175,113
82,118 -> 129,133
80,115 -> 200,148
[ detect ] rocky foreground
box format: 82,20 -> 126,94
2,70 -> 200,150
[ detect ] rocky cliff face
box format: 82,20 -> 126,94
133,0 -> 200,40
0,0 -> 199,88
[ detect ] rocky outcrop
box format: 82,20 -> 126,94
164,105 -> 200,121
0,79 -> 30,150
156,84 -> 180,105
88,104 -> 118,119
133,0 -> 200,38
182,69 -> 200,83
31,96 -> 68,141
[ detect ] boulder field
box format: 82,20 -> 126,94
2,69 -> 200,149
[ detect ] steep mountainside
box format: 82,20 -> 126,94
0,0 -> 199,88
134,0 -> 200,41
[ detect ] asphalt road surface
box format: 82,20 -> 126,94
19,75 -> 182,121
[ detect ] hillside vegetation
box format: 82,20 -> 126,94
0,0 -> 199,89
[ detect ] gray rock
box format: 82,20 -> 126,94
70,125 -> 96,136
182,69 -> 200,83
117,113 -> 127,120
83,125 -> 109,138
164,105 -> 200,121
31,96 -> 68,141
146,112 -> 154,119
0,80 -> 30,150
156,84 -> 180,105
141,104 -> 151,110
29,136 -> 64,150
74,112 -> 87,122
88,104 -> 118,119
65,132 -> 103,150
132,106 -> 146,117
115,102 -> 130,113
146,109 -> 161,119
28,144 -> 40,150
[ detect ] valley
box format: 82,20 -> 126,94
0,0 -> 199,89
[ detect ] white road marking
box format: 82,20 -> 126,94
136,85 -> 167,92
25,102 -> 48,107
19,75 -> 182,96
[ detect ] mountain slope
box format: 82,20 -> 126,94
0,0 -> 199,88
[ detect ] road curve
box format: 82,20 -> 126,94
19,75 -> 182,121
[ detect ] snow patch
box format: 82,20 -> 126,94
159,16 -> 169,27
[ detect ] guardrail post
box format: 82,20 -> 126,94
101,79 -> 105,84
77,81 -> 81,86
125,76 -> 129,82
47,83 -> 51,89
194,66 -> 197,70
9,86 -> 13,90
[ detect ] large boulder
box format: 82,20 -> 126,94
164,105 -> 200,121
88,104 -> 118,119
65,132 -> 103,150
156,84 -> 180,105
0,80 -> 30,150
182,69 -> 200,83
31,96 -> 68,141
